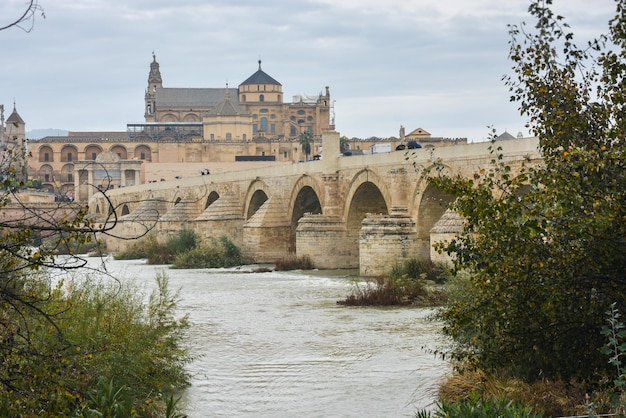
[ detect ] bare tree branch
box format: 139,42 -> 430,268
0,0 -> 45,33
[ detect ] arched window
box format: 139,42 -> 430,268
39,146 -> 53,162
260,117 -> 268,132
134,145 -> 152,162
259,94 -> 265,102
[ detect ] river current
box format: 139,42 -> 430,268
82,257 -> 449,418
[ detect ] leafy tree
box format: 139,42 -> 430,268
298,130 -> 314,161
0,147 -> 191,414
430,0 -> 626,385
340,135 -> 350,152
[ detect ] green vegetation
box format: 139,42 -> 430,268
0,153 -> 191,415
0,268 -> 191,417
416,0 -> 626,415
172,235 -> 244,268
416,397 -> 543,418
116,229 -> 246,268
298,130 -> 314,160
274,254 -> 313,271
338,258 -> 448,306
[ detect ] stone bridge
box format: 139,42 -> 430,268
90,132 -> 541,275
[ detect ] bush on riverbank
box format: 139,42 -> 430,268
338,258 -> 449,306
0,270 -> 191,417
171,235 -> 245,268
114,230 -> 245,268
274,255 -> 313,271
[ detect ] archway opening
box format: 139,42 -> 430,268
346,181 -> 388,265
247,190 -> 268,219
205,191 -> 219,209
289,186 -> 322,253
416,185 -> 455,261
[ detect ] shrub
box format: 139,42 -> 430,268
390,258 -> 449,284
416,396 -> 543,418
0,270 -> 191,417
274,255 -> 313,271
171,235 -> 243,268
338,259 -> 449,306
338,275 -> 431,306
166,229 -> 196,254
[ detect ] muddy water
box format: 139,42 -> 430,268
88,258 -> 449,417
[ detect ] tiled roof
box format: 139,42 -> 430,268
6,108 -> 25,124
209,92 -> 250,116
156,88 -> 239,107
240,61 -> 281,86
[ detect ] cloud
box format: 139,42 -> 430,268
0,0 -> 614,141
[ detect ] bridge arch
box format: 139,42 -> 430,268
205,190 -> 219,209
244,180 -> 270,220
343,169 -> 390,265
288,175 -> 323,253
408,163 -> 455,261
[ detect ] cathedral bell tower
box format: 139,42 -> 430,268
145,52 -> 163,122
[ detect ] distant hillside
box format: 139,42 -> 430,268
27,129 -> 68,140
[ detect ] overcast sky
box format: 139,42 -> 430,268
0,0 -> 615,141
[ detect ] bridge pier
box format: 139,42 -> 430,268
296,214 -> 356,269
359,210 -> 419,277
242,196 -> 291,263
194,192 -> 245,249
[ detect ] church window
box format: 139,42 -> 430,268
290,116 -> 296,121
253,125 -> 258,134
260,94 -> 265,102
307,116 -> 313,121
290,126 -> 296,136
226,133 -> 232,140
44,153 -> 49,162
67,153 -> 73,162
260,117 -> 268,132
324,100 -> 327,106
253,114 -> 258,119
91,152 -> 97,160
283,151 -> 287,158
243,134 -> 247,141
270,124 -> 275,134
270,114 -> 275,119
307,126 -> 313,133
298,119 -> 305,125
45,174 -> 50,182
242,95 -> 246,102
260,109 -> 268,113
153,85 -> 156,92
140,152 -> 146,160
297,110 -> 305,115
210,134 -> 215,140
147,104 -> 151,113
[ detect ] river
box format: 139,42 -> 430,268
84,257 -> 449,418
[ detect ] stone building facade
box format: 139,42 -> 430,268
1,103 -> 27,181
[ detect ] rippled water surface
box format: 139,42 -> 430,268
89,258 -> 449,418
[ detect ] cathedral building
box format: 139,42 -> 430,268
27,55 -> 335,201
143,54 -> 333,140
